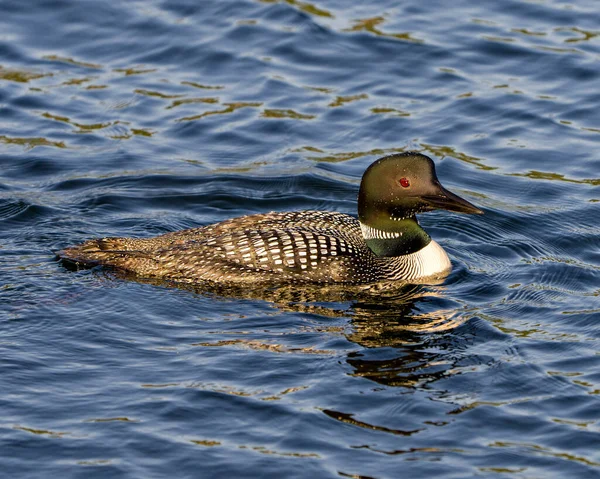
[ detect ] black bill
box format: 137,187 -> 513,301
422,186 -> 484,215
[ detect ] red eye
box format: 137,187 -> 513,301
399,177 -> 410,188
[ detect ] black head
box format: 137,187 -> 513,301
358,152 -> 483,226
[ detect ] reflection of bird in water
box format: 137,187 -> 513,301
79,264 -> 469,418
83,266 -> 466,344
58,152 -> 482,286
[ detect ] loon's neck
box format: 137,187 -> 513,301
359,216 -> 431,257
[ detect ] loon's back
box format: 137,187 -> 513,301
60,211 -> 386,284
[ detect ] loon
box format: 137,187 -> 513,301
59,152 -> 483,285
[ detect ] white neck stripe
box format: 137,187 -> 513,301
360,222 -> 403,240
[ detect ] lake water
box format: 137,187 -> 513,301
2,0 -> 600,477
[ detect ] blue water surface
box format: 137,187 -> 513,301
1,0 -> 600,477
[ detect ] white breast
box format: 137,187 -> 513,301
417,240 -> 451,276
391,240 -> 452,281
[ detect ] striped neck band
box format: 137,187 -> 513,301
359,222 -> 403,240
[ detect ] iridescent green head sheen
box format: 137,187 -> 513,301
358,152 -> 483,256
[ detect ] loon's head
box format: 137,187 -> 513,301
358,152 -> 482,255
358,152 -> 482,222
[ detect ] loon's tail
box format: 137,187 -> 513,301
57,237 -> 151,269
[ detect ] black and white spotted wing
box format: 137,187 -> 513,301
150,212 -> 375,283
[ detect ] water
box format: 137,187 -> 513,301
2,0 -> 600,477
